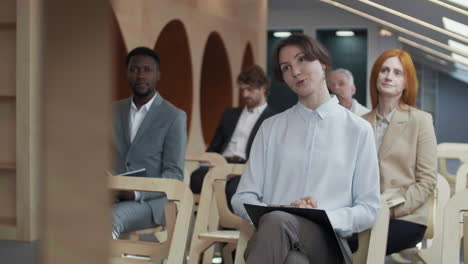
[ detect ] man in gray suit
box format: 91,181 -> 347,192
112,47 -> 186,239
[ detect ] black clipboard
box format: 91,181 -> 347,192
243,204 -> 352,264
244,203 -> 333,230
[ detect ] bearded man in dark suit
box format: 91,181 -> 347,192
190,65 -> 276,210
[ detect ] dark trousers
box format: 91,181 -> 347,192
347,218 -> 426,256
245,211 -> 344,264
189,166 -> 241,212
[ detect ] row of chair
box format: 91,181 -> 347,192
393,142 -> 468,263
109,142 -> 468,264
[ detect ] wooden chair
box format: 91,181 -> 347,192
455,162 -> 468,193
390,174 -> 450,263
185,152 -> 228,262
352,199 -> 390,264
437,143 -> 468,195
119,203 -> 177,249
109,176 -> 194,264
233,199 -> 390,264
411,175 -> 451,264
233,219 -> 254,264
440,189 -> 468,263
121,152 -> 226,247
184,152 -> 228,208
187,164 -> 245,264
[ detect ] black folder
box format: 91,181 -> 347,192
243,203 -> 352,264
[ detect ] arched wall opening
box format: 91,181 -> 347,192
112,14 -> 130,100
200,32 -> 232,146
238,42 -> 255,106
154,20 -> 193,133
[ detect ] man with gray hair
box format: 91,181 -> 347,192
327,68 -> 370,116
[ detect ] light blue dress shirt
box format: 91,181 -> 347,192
232,96 -> 380,238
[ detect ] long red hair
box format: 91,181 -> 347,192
369,49 -> 418,108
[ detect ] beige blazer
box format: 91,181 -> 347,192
362,106 -> 437,226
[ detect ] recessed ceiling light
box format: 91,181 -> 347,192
448,39 -> 468,54
273,32 -> 291,38
398,36 -> 468,67
442,17 -> 468,38
336,31 -> 355,37
426,0 -> 468,16
357,0 -> 467,42
447,0 -> 468,8
452,53 -> 468,66
379,28 -> 393,37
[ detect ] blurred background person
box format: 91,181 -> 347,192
327,68 -> 370,116
190,64 -> 276,211
358,49 -> 437,255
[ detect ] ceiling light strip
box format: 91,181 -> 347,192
398,36 -> 468,68
319,0 -> 468,57
427,0 -> 468,16
357,0 -> 468,43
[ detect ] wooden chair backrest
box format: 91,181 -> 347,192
213,164 -> 245,229
425,174 -> 451,240
437,143 -> 468,195
191,164 -> 244,236
456,163 -> 468,193
109,176 -> 194,264
184,152 -> 227,185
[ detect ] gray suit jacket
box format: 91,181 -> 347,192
112,93 -> 187,224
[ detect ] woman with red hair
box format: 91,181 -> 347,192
362,49 -> 437,254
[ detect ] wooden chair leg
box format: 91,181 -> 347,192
202,244 -> 215,264
464,214 -> 467,264
234,220 -> 255,264
187,240 -> 215,264
201,197 -> 220,264
222,243 -> 236,264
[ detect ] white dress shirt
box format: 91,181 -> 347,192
129,93 -> 157,200
350,98 -> 371,116
130,94 -> 157,142
375,109 -> 396,151
232,96 -> 381,238
222,103 -> 268,159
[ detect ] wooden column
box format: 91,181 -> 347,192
41,0 -> 114,263
16,0 -> 43,242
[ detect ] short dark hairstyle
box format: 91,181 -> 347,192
271,33 -> 332,83
125,47 -> 160,69
237,64 -> 270,96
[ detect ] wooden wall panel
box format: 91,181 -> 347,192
0,171 -> 16,240
155,20 -> 193,134
238,43 -> 255,106
0,102 -> 16,163
41,0 -> 113,262
0,28 -> 16,96
0,0 -> 16,24
0,172 -> 16,220
200,32 -> 232,145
